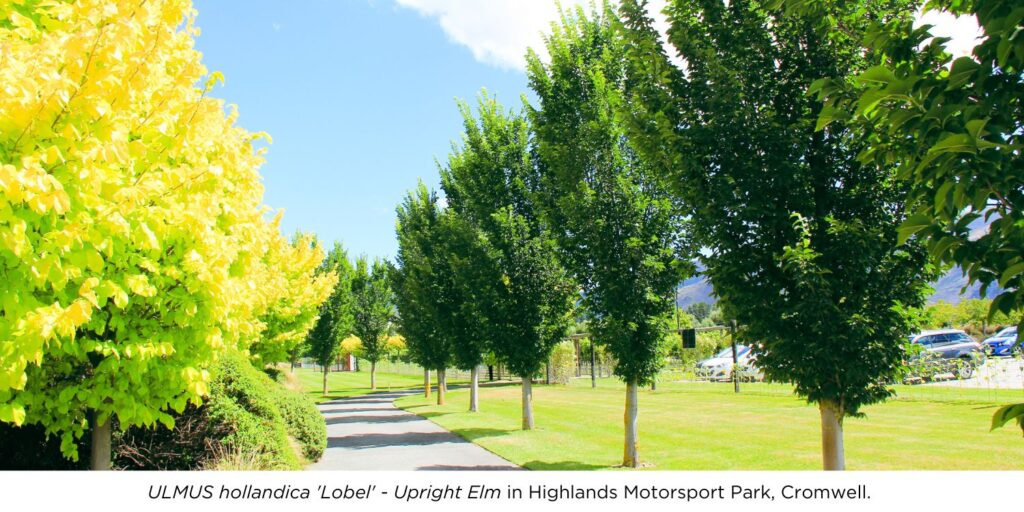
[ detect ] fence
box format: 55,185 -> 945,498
300,330 -> 1024,403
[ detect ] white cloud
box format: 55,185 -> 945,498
395,0 -> 983,71
395,0 -> 590,70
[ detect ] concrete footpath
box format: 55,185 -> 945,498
307,390 -> 519,471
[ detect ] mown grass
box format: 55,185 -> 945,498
394,377 -> 1024,470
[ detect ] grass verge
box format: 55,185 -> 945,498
394,377 -> 1024,470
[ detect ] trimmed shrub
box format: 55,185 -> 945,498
113,351 -> 325,470
270,384 -> 326,462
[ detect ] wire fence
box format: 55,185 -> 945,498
298,329 -> 1024,405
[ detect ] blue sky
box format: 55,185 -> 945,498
192,0 -> 979,261
192,1 -> 533,260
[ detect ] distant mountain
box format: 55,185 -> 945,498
927,267 -> 1002,303
676,267 -> 998,308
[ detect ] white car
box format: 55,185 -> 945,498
696,345 -> 762,382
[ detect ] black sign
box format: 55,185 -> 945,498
682,328 -> 696,349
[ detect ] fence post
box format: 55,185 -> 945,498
731,320 -> 739,394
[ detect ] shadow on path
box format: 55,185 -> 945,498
308,390 -> 519,471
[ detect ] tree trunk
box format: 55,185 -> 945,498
623,380 -> 639,468
521,375 -> 534,430
90,411 -> 111,471
470,366 -> 480,412
819,400 -> 846,470
370,360 -> 377,390
322,366 -> 329,396
436,369 -> 446,405
424,368 -> 431,398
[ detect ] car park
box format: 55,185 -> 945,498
695,345 -> 763,382
983,326 -> 1019,357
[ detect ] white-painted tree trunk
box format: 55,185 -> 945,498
424,368 -> 431,398
521,376 -> 534,430
819,400 -> 846,470
623,380 -> 639,468
370,360 -> 377,390
91,412 -> 111,471
437,369 -> 446,405
470,366 -> 480,412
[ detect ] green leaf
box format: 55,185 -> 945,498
946,57 -> 979,90
991,403 -> 1024,432
934,180 -> 954,212
965,118 -> 988,140
856,65 -> 897,86
999,261 -> 1024,287
897,213 -> 934,245
927,133 -> 975,155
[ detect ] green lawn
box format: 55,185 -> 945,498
294,367 -> 466,403
394,377 -> 1024,470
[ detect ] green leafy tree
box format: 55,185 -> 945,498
0,0 -> 332,469
392,184 -> 453,402
686,302 -> 712,324
526,4 -> 691,467
351,256 -> 394,391
803,0 -> 1024,435
440,94 -> 575,430
435,210 -> 494,412
620,0 -> 936,469
305,243 -> 354,396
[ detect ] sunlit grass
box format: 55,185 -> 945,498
395,377 -> 1024,470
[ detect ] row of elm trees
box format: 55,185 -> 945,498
391,0 -> 1022,470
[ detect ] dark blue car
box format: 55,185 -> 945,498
984,326 -> 1019,357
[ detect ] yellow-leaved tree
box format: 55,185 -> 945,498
0,0 -> 332,468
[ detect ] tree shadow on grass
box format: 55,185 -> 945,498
522,460 -> 610,471
447,427 -> 516,441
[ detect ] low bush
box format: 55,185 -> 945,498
114,351 -> 325,470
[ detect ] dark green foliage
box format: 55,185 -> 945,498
808,0 -> 1023,327
351,256 -> 395,366
392,184 -> 453,372
200,352 -> 301,468
619,0 -> 935,416
440,95 -> 575,379
686,302 -> 712,324
0,422 -> 88,469
527,3 -> 690,386
436,210 -> 493,371
801,0 -> 1023,433
306,243 -> 355,368
272,384 -> 327,462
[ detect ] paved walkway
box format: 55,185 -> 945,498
307,390 -> 519,471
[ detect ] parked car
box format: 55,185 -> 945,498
695,345 -> 762,382
983,326 -> 1019,357
905,329 -> 985,381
